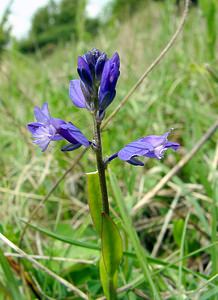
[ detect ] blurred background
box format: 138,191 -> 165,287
0,0 -> 217,299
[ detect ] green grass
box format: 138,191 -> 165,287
0,1 -> 217,299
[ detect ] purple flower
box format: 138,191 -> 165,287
83,48 -> 107,81
69,49 -> 120,119
98,52 -> 120,113
77,56 -> 93,88
27,103 -> 90,151
95,53 -> 107,81
77,48 -> 107,88
107,131 -> 180,166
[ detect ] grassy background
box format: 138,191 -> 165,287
0,1 -> 218,299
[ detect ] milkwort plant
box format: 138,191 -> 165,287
27,48 -> 179,299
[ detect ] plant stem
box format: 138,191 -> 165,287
93,115 -> 110,215
109,279 -> 117,300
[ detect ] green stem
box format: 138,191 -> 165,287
109,278 -> 117,300
93,115 -> 116,299
93,115 -> 110,215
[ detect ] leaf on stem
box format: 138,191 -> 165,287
101,213 -> 123,278
87,171 -> 102,235
99,255 -> 118,300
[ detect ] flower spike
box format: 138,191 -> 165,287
69,49 -> 120,119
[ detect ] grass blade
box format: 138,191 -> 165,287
22,220 -> 100,251
178,212 -> 190,292
109,169 -> 161,300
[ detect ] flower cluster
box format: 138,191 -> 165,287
69,48 -> 120,120
27,48 -> 179,165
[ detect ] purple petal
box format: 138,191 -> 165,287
78,56 -> 90,73
95,53 -> 107,80
108,52 -> 120,89
77,56 -> 93,87
99,90 -> 116,112
141,132 -> 169,148
99,60 -> 110,96
32,125 -> 56,151
50,118 -> 66,129
164,142 -> 180,151
59,122 -> 90,147
69,80 -> 86,108
61,143 -> 82,152
99,52 -> 120,110
50,118 -> 66,141
118,140 -> 152,161
52,135 -> 64,141
145,145 -> 166,160
111,52 -> 120,68
27,122 -> 43,134
34,103 -> 50,123
143,151 -> 157,159
106,152 -> 144,166
41,102 -> 50,119
127,157 -> 144,166
34,139 -> 50,151
144,140 -> 180,160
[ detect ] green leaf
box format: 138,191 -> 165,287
87,171 -> 102,235
99,255 -> 118,300
99,255 -> 110,299
0,246 -> 24,300
22,220 -> 100,251
101,213 -> 123,278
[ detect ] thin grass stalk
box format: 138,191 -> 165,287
109,170 -> 161,299
178,212 -> 190,296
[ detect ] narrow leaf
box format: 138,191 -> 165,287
99,255 -> 117,300
109,169 -> 161,300
22,220 -> 99,251
99,255 -> 110,299
101,213 -> 123,278
87,171 -> 102,234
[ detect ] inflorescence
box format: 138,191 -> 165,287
27,48 -> 179,166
